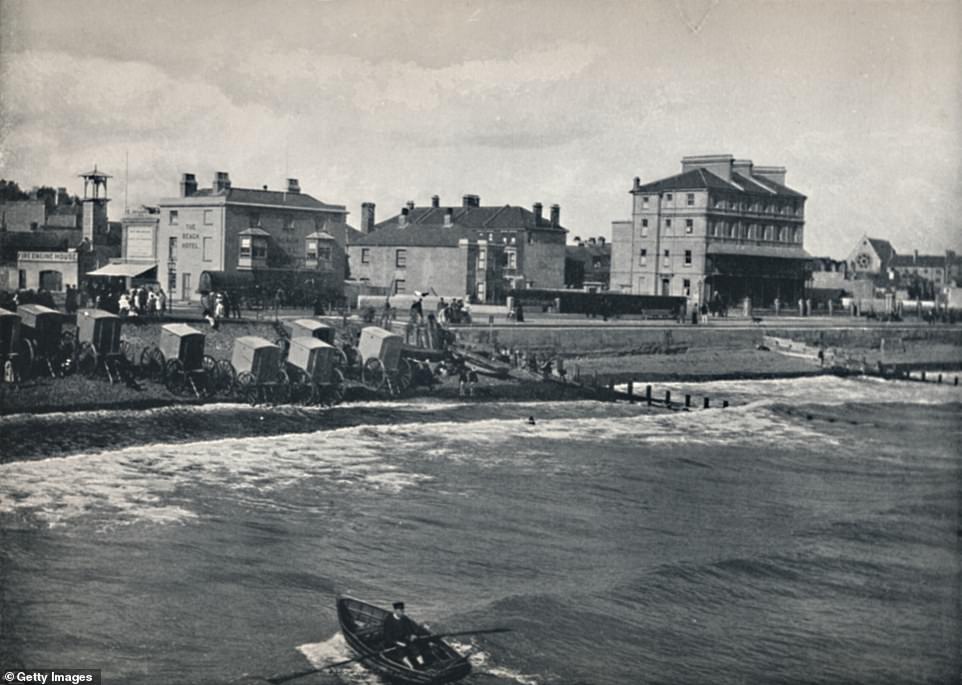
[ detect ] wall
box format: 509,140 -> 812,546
158,202 -> 226,301
521,230 -> 565,289
609,220 -> 633,292
348,244 -> 467,296
1,201 -> 46,231
455,322 -> 962,354
16,251 -> 80,290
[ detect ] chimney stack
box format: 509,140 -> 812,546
598,236 -> 606,246
681,154 -> 734,182
399,207 -> 409,228
287,178 -> 300,193
533,202 -> 543,224
633,177 -> 641,191
732,159 -> 754,178
361,202 -> 375,233
213,171 -> 231,193
550,204 -> 560,227
914,249 -> 918,264
573,235 -> 581,246
589,237 -> 596,245
431,195 -> 440,208
462,194 -> 480,208
753,165 -> 787,186
406,200 -> 415,210
181,173 -> 198,198
444,208 -> 454,227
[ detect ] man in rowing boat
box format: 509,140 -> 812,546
382,601 -> 430,669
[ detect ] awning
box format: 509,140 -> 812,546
86,262 -> 157,278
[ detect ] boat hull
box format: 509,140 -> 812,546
337,597 -> 472,685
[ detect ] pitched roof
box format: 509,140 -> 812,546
890,254 -> 947,268
634,168 -> 806,198
371,204 -> 567,233
187,186 -> 346,212
867,238 -> 896,264
350,224 -> 476,247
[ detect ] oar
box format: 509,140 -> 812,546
266,628 -> 512,684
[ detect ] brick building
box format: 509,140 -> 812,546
145,172 -> 350,303
348,194 -> 566,302
611,154 -> 809,307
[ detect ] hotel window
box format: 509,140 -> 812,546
728,223 -> 736,238
684,250 -> 692,266
487,232 -> 494,241
394,279 -> 406,294
203,209 -> 213,225
509,235 -> 516,245
202,237 -> 213,262
306,240 -> 318,260
361,248 -> 370,264
764,226 -> 773,240
168,237 -> 178,260
641,219 -> 648,237
169,210 -> 178,225
795,228 -> 803,243
317,245 -> 332,261
665,193 -> 673,202
639,248 -> 647,266
395,249 -> 407,268
686,193 -> 695,206
507,250 -> 517,269
642,196 -> 649,209
683,279 -> 691,296
665,219 -> 672,232
663,249 -> 670,267
685,219 -> 693,234
713,196 -> 723,208
240,237 -> 251,258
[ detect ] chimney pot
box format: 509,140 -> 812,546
533,202 -> 543,224
213,171 -> 231,193
431,195 -> 440,208
180,173 -> 198,198
361,202 -> 376,233
287,178 -> 300,193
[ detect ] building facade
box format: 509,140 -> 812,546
146,172 -> 349,302
565,236 -> 611,290
611,154 -> 809,307
349,194 -> 566,300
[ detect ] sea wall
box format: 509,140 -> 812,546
454,323 -> 962,355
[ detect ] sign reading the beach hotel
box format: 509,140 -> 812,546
18,251 -> 78,263
126,226 -> 156,259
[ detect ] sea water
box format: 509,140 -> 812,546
0,376 -> 959,684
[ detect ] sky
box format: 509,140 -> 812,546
0,0 -> 959,259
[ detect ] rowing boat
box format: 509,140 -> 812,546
337,597 -> 472,684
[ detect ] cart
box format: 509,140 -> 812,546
231,336 -> 289,405
286,337 -> 345,406
276,318 -> 348,365
0,308 -> 23,385
18,304 -> 72,378
143,324 -> 234,397
356,326 -> 412,394
74,309 -> 133,383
